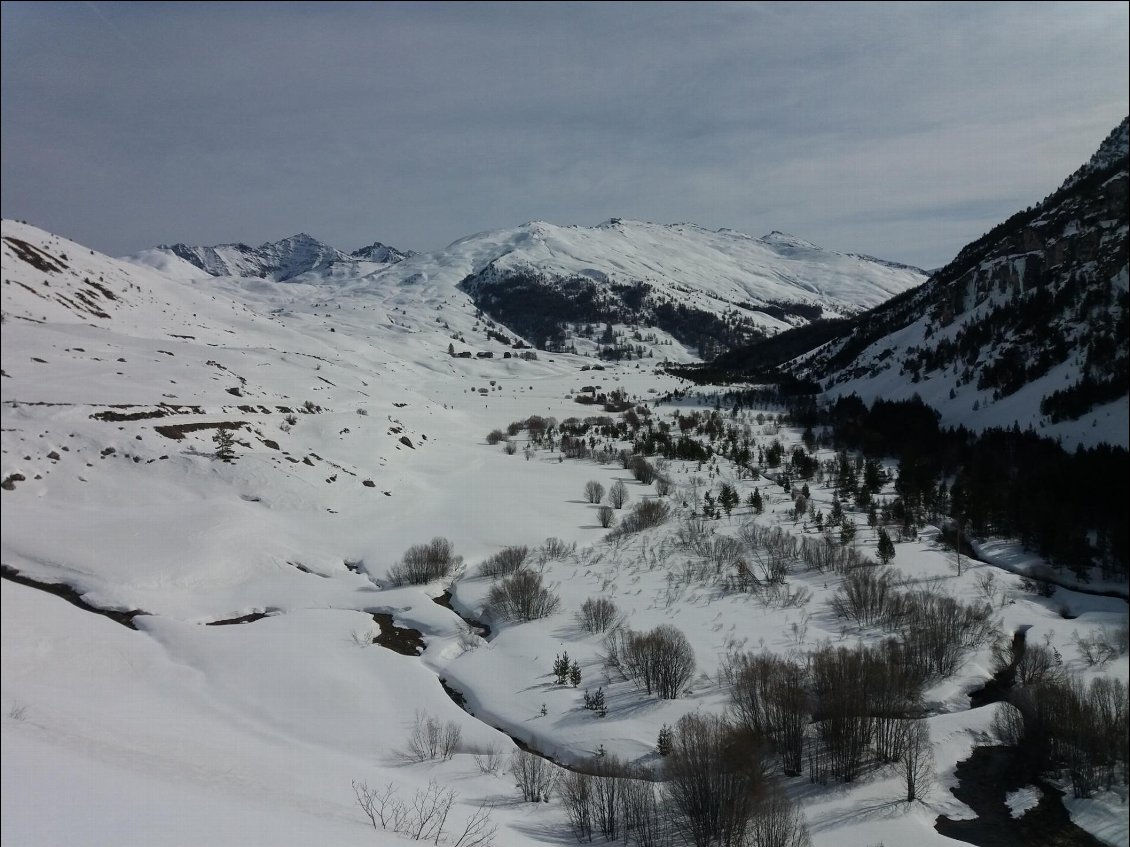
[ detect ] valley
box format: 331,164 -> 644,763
2,204 -> 1126,847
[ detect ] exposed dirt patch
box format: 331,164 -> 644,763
155,421 -> 245,440
370,612 -> 425,656
1,563 -> 146,629
92,409 -> 170,422
3,236 -> 68,273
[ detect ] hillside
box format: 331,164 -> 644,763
1,219 -> 1126,847
710,118 -> 1129,449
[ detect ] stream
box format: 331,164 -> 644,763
935,635 -> 1104,847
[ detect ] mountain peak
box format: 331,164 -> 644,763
759,231 -> 823,251
350,241 -> 413,264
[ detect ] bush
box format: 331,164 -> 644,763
584,480 -> 606,504
610,498 -> 672,537
630,456 -> 656,485
405,711 -> 463,762
388,538 -> 462,585
538,537 -> 575,562
725,652 -> 809,776
664,713 -> 768,846
597,504 -> 615,528
485,429 -> 506,445
608,480 -> 629,509
487,569 -> 561,622
830,568 -> 899,628
615,624 -> 695,699
511,750 -> 558,802
578,597 -> 620,633
478,545 -> 529,579
353,779 -> 496,846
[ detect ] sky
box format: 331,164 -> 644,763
1,2 -> 1127,270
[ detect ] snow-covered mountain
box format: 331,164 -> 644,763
3,218 -> 1127,847
716,118 -> 1129,449
349,240 -> 415,264
360,218 -> 927,358
130,218 -> 925,360
135,232 -> 409,282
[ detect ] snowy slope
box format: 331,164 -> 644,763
782,118 -> 1130,449
3,220 -> 1125,847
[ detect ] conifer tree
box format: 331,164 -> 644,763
212,427 -> 236,462
877,527 -> 896,565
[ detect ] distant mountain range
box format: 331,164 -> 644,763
131,218 -> 927,361
137,233 -> 414,281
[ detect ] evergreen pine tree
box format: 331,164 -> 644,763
751,487 -> 763,514
877,527 -> 896,565
553,652 -> 570,685
213,427 -> 236,462
656,724 -> 673,756
829,497 -> 843,524
569,661 -> 581,687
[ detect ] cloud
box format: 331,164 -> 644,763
2,1 -> 1126,268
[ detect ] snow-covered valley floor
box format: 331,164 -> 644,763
2,220 -> 1126,847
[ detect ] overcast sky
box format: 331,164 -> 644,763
2,2 -> 1126,269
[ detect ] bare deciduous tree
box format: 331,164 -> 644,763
619,624 -> 696,699
477,545 -> 529,579
389,538 -> 463,585
664,713 -> 768,847
747,781 -> 811,847
486,569 -> 561,622
896,719 -> 934,802
609,498 -> 671,537
405,711 -> 463,762
830,568 -> 899,628
609,480 -> 629,509
584,480 -> 606,504
511,750 -> 558,802
598,504 -> 616,529
579,596 -> 621,633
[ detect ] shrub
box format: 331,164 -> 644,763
664,713 -> 768,846
388,538 -> 462,585
404,711 -> 462,762
511,750 -> 558,802
584,480 -> 606,504
830,568 -> 899,628
630,456 -> 656,485
487,569 -> 561,622
538,537 -> 575,562
485,429 -> 506,445
617,624 -> 695,699
598,504 -> 615,528
726,652 -> 809,776
579,597 -> 620,633
610,499 -> 672,537
478,545 -> 529,579
608,480 -> 629,509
